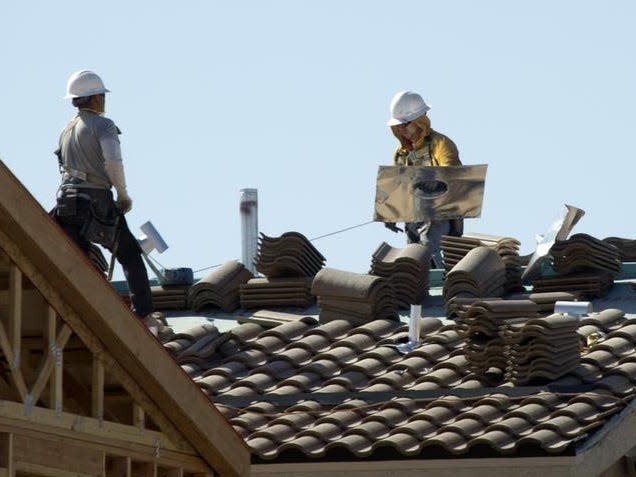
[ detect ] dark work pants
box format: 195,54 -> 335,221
55,190 -> 153,318
405,220 -> 451,269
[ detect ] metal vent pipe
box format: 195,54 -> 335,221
240,188 -> 258,274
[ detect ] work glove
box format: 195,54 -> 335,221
384,222 -> 402,233
116,193 -> 133,214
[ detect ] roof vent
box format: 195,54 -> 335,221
240,188 -> 258,274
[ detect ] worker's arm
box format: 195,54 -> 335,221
431,134 -> 461,166
101,137 -> 132,214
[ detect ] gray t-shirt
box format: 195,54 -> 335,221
58,111 -> 120,189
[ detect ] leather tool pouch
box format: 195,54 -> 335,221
82,216 -> 118,247
56,194 -> 79,217
57,189 -> 119,247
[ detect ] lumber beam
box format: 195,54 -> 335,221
46,307 -> 63,414
133,461 -> 157,477
133,403 -> 145,429
0,433 -> 14,477
0,401 -> 210,472
0,325 -> 26,402
7,265 -> 21,371
163,468 -> 184,477
92,356 -> 104,421
107,456 -> 131,477
13,434 -> 103,476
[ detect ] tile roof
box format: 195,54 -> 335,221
110,230 -> 636,466
161,298 -> 636,463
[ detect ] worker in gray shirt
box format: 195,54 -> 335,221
54,70 -> 154,321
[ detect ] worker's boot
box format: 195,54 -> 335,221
143,312 -> 173,341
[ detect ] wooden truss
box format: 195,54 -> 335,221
0,162 -> 249,476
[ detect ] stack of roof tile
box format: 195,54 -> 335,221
311,267 -> 398,325
532,272 -> 614,299
368,242 -> 430,308
447,291 -> 580,321
441,233 -> 523,293
443,247 -> 507,301
506,291 -> 581,312
255,232 -> 325,278
550,233 -> 621,276
121,285 -> 189,310
532,234 -> 621,298
603,236 -> 636,261
531,234 -> 621,298
239,277 -> 314,309
446,296 -> 501,321
462,300 -> 540,374
187,260 -> 253,312
502,314 -> 581,384
236,231 -> 324,309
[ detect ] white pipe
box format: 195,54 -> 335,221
409,304 -> 422,344
554,300 -> 592,318
240,188 -> 258,274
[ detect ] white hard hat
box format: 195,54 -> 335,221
64,70 -> 110,99
387,91 -> 430,126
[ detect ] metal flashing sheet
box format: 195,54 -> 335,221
373,164 -> 488,223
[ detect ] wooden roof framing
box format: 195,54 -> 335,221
0,161 -> 249,477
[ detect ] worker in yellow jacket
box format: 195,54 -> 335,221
386,91 -> 463,267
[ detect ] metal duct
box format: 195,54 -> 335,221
240,188 -> 258,274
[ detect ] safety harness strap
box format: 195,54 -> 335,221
63,167 -> 110,188
57,115 -> 110,188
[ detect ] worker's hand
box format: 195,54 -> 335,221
116,193 -> 133,214
384,222 -> 402,233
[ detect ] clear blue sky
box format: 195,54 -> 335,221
1,2 -> 634,280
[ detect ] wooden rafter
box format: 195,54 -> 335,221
8,265 -> 22,370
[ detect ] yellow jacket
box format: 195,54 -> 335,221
391,114 -> 461,167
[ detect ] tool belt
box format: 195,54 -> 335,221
56,188 -> 120,248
